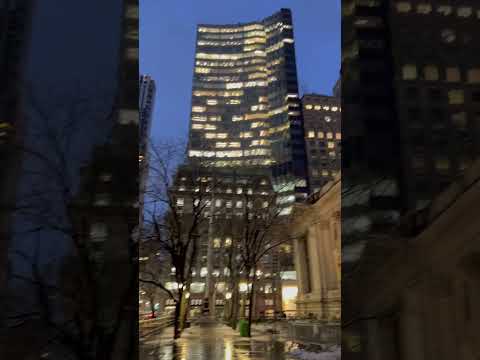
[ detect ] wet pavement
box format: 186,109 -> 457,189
140,321 -> 297,360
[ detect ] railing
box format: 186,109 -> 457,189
139,313 -> 175,339
287,320 -> 340,346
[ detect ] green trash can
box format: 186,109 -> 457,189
238,320 -> 249,337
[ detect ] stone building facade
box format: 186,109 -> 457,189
291,175 -> 341,320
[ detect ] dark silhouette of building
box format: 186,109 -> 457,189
342,1 -> 480,358
0,0 -> 33,318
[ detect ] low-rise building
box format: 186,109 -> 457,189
291,174 -> 341,320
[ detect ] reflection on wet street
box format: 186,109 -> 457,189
140,322 -> 296,360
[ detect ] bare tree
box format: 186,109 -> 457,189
4,87 -> 138,360
139,141 -> 212,339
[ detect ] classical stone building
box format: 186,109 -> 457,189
343,159 -> 480,360
291,174 -> 340,320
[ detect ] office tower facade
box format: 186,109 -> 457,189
342,1 -> 480,358
302,94 -> 341,193
188,8 -> 308,201
139,74 -> 155,162
139,74 -> 155,227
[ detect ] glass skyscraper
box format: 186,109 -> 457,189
187,8 -> 308,201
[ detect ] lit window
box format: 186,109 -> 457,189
236,201 -> 243,208
247,188 -> 253,194
322,170 -> 329,176
213,238 -> 221,248
236,187 -> 243,194
331,106 -> 338,112
314,105 -> 321,110
446,67 -> 461,82
225,237 -> 232,247
176,198 -> 184,207
262,201 -> 269,208
417,4 -> 432,14
200,267 -> 208,277
435,158 -> 450,171
325,116 -> 332,122
192,106 -> 206,113
457,7 -> 472,18
448,90 -> 464,104
326,132 -> 333,139
424,65 -> 439,81
318,132 -> 324,139
441,29 -> 456,43
335,133 -> 342,140
226,201 -> 232,208
307,131 -> 315,138
327,142 -> 335,149
323,106 -> 330,111
90,223 -> 108,242
437,5 -> 452,16
215,199 -> 222,207
207,99 -> 218,105
305,104 -> 313,110
402,64 -> 417,80
396,2 -> 412,13
467,69 -> 480,84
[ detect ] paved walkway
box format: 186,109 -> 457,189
140,321 -> 297,360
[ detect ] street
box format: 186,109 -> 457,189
140,321 -> 297,360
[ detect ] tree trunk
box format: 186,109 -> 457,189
229,283 -> 240,329
247,275 -> 256,337
173,297 -> 182,340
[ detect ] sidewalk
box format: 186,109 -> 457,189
140,321 -> 340,360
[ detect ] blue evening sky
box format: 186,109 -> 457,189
140,0 -> 340,142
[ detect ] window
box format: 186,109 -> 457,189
446,67 -> 461,82
192,106 -> 206,113
467,69 -> 480,84
437,5 -> 452,16
200,267 -> 208,277
402,65 -> 417,80
335,133 -> 342,140
225,237 -> 232,247
305,104 -> 313,110
412,156 -> 425,170
441,29 -> 456,43
307,131 -> 315,138
417,4 -> 432,14
215,199 -> 222,207
424,65 -> 439,81
176,198 -> 184,207
325,116 -> 332,122
327,142 -> 335,149
448,90 -> 464,104
90,223 -> 108,242
226,200 -> 232,208
318,132 -> 325,139
396,2 -> 412,13
326,132 -> 333,139
213,238 -> 221,248
435,157 -> 450,171
236,187 -> 243,194
236,201 -> 243,208
94,193 -> 110,206
452,112 -> 467,129
457,7 -> 472,18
